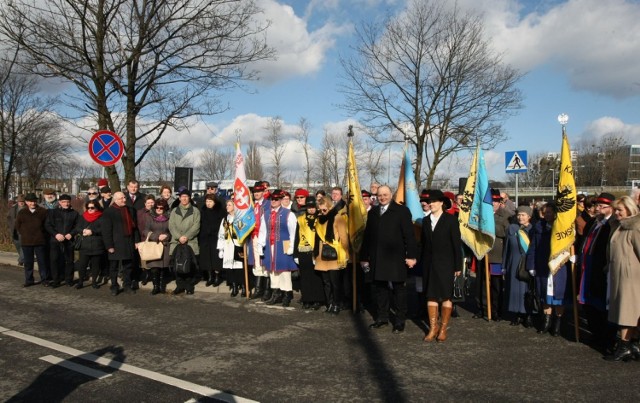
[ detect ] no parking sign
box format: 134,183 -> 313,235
88,130 -> 124,166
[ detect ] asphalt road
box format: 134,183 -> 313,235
1,264 -> 639,402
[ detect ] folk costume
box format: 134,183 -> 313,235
293,197 -> 325,308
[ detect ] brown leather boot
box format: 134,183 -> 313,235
423,305 -> 440,342
437,306 -> 452,342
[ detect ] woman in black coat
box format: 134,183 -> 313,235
75,200 -> 105,289
421,190 -> 462,343
199,193 -> 225,286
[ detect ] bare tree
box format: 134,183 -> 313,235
141,141 -> 186,183
265,116 -> 286,187
314,129 -> 343,189
339,0 -> 523,187
0,0 -> 274,189
296,117 -> 313,188
198,148 -> 233,182
0,54 -> 59,198
245,141 -> 264,180
16,117 -> 68,191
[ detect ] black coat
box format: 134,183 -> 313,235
75,215 -> 105,256
360,202 -> 418,282
45,207 -> 79,238
421,212 -> 462,299
198,204 -> 225,271
124,191 -> 147,211
102,205 -> 139,261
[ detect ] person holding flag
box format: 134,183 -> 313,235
458,144 -> 496,320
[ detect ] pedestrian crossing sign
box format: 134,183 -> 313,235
505,150 -> 527,173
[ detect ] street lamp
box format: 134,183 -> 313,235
167,151 -> 175,182
549,168 -> 555,196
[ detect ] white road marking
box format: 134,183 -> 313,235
1,327 -> 258,403
39,355 -> 112,379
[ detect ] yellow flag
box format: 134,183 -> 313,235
549,129 -> 577,275
347,139 -> 367,253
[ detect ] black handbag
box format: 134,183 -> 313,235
73,234 -> 83,251
516,255 -> 531,282
321,243 -> 338,261
452,275 -> 465,303
233,245 -> 245,261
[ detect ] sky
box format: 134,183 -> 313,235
62,0 -> 640,186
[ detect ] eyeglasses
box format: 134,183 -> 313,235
207,187 -> 217,190
296,196 -> 306,199
87,192 -> 98,195
320,208 -> 329,213
156,207 -> 165,210
87,207 -> 96,210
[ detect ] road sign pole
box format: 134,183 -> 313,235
515,173 -> 519,206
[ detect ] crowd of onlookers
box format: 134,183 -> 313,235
5,178 -> 640,360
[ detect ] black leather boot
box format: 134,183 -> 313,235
240,283 -> 247,298
630,339 -> 640,360
206,271 -> 215,287
523,314 -> 533,328
250,277 -> 264,300
151,271 -> 160,295
282,291 -> 293,307
605,340 -> 633,362
262,278 -> 273,301
159,270 -> 166,293
230,283 -> 239,297
551,315 -> 562,337
266,289 -> 283,305
538,313 -> 552,334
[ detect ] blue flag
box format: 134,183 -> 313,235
403,147 -> 423,223
468,147 -> 495,239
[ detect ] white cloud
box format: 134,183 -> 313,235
252,0 -> 351,84
450,0 -> 640,98
581,116 -> 640,144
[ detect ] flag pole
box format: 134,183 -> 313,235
570,246 -> 579,342
484,255 -> 492,320
243,243 -> 250,299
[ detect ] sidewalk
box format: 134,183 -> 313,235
0,250 -> 227,294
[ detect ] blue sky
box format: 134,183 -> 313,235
66,0 -> 640,186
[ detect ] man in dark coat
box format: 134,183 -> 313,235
45,194 -> 79,287
15,193 -> 50,287
579,192 -> 616,350
360,185 -> 418,333
123,180 -> 147,211
102,191 -> 139,295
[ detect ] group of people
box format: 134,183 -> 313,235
6,178 -> 640,356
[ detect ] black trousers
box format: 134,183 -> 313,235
475,268 -> 504,317
321,270 -> 342,306
109,259 -> 132,289
373,280 -> 407,325
50,240 -> 75,284
77,253 -> 103,283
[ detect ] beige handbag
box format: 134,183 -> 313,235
137,232 -> 164,262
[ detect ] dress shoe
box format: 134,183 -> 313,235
472,313 -> 484,319
302,302 -> 312,310
23,282 -> 35,288
369,321 -> 388,329
75,282 -> 83,290
186,290 -> 194,295
311,302 -> 322,311
605,340 -> 633,362
392,323 -> 405,334
92,283 -> 100,289
329,305 -> 340,315
172,288 -> 186,295
110,287 -> 120,296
